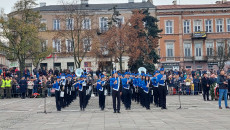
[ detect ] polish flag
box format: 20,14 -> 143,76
46,54 -> 52,59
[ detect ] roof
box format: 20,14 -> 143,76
34,2 -> 155,12
157,2 -> 230,10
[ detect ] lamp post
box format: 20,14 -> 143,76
158,48 -> 161,68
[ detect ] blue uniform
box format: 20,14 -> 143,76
157,73 -> 167,109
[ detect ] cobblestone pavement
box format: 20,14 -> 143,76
0,95 -> 230,130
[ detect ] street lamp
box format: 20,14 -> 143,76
158,48 -> 161,68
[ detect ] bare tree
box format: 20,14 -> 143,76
54,0 -> 96,69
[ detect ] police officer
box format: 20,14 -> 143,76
157,68 -> 167,109
53,76 -> 62,111
5,76 -> 12,98
110,72 -> 122,113
97,75 -> 106,110
0,76 -> 5,99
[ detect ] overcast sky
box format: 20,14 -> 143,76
1,0 -> 219,14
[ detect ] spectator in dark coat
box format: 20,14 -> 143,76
42,67 -> 47,76
19,77 -> 27,99
54,68 -> 59,76
48,68 -> 53,75
201,73 -> 210,101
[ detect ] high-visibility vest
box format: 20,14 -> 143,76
1,80 -> 5,88
5,80 -> 11,87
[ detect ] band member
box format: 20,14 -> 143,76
60,74 -> 66,108
97,75 -> 106,110
122,72 -> 132,110
152,71 -> 159,107
66,74 -> 73,107
139,75 -> 145,107
157,68 -> 167,109
141,75 -> 151,110
75,75 -> 87,111
110,72 -> 122,113
53,76 -> 61,111
133,74 -> 139,103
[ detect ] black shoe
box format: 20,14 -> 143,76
113,111 -> 116,113
117,111 -> 120,113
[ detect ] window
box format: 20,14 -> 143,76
184,43 -> 191,57
194,20 -> 202,32
183,20 -> 190,34
66,18 -> 74,30
166,43 -> 174,57
99,17 -> 108,33
205,19 -> 212,33
41,40 -> 48,52
165,20 -> 173,34
83,38 -> 91,52
53,19 -> 60,30
227,19 -> 230,32
53,40 -> 61,53
82,18 -> 91,30
195,43 -> 202,57
116,17 -> 124,28
217,42 -> 224,56
206,42 -> 213,56
40,19 -> 47,31
216,19 -> 223,33
66,39 -> 74,52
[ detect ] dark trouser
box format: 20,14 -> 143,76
21,92 -> 26,99
159,85 -> 167,109
145,92 -> 150,109
112,90 -> 120,112
99,90 -> 105,109
5,87 -> 11,98
150,88 -> 154,104
55,90 -> 61,111
0,88 -> 5,99
124,89 -> 131,109
194,84 -> 198,95
28,89 -> 33,98
203,87 -> 210,100
79,90 -> 86,109
153,87 -> 159,106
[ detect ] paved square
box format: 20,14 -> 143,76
0,95 -> 230,130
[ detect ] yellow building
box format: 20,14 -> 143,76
26,0 -> 155,73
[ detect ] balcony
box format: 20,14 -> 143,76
184,56 -> 193,61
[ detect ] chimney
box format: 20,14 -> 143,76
40,2 -> 46,7
128,0 -> 134,3
81,0 -> 89,4
172,0 -> 177,5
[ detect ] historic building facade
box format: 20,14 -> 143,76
26,0 -> 155,73
157,1 -> 230,71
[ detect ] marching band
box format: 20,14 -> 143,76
53,68 -> 169,112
